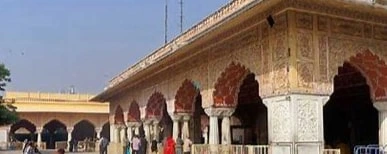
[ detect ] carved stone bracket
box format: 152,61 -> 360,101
204,107 -> 235,118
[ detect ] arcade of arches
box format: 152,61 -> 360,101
2,92 -> 110,149
93,1 -> 387,154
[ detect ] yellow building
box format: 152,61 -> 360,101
0,91 -> 109,150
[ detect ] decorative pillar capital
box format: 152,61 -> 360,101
171,114 -> 183,121
126,122 -> 141,127
67,127 -> 74,132
36,127 -> 43,133
95,127 -> 102,133
374,101 -> 387,111
204,107 -> 235,117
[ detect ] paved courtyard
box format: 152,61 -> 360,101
0,150 -> 98,154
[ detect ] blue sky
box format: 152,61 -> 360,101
0,0 -> 228,94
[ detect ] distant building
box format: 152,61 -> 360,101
0,91 -> 109,150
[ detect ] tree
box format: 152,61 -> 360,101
0,64 -> 18,125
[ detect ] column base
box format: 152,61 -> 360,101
295,142 -> 323,154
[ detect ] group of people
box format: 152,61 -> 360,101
126,134 -> 192,154
22,140 -> 41,154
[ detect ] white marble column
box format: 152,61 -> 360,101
204,108 -> 222,145
114,125 -> 121,143
374,102 -> 387,146
263,94 -> 328,154
120,126 -> 127,143
143,121 -> 151,142
172,115 -> 181,141
134,126 -> 140,136
153,121 -> 159,141
203,126 -> 209,144
221,108 -> 234,145
126,126 -> 133,141
110,124 -> 115,142
67,127 -> 74,150
181,116 -> 190,141
95,127 -> 102,139
36,127 -> 43,148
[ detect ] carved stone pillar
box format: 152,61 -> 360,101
204,108 -> 225,145
67,127 -> 74,150
374,102 -> 387,146
120,126 -> 127,143
114,125 -> 121,143
172,115 -> 182,141
36,127 -> 43,147
143,121 -> 152,142
220,109 -> 234,145
95,127 -> 102,139
153,121 -> 159,141
263,94 -> 327,154
181,115 -> 190,141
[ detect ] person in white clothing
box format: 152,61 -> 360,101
183,138 -> 192,154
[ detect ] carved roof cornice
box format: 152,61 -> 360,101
93,0 -> 387,101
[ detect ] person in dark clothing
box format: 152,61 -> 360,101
69,139 -> 74,152
151,139 -> 158,154
139,136 -> 147,154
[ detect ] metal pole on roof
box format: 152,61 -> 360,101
179,0 -> 183,33
164,0 -> 168,44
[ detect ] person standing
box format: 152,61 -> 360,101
175,136 -> 183,154
131,135 -> 141,154
151,138 -> 158,154
99,137 -> 109,154
163,136 -> 176,154
139,135 -> 147,154
183,137 -> 192,154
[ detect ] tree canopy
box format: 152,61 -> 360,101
0,64 -> 18,125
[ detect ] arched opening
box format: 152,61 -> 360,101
231,73 -> 268,145
190,93 -> 209,144
114,105 -> 124,125
146,92 -> 173,142
72,120 -> 95,141
324,62 -> 378,154
101,122 -> 110,140
42,120 -> 68,149
159,101 -> 173,142
10,119 -> 37,142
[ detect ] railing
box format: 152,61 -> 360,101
354,144 -> 386,154
323,149 -> 341,154
192,144 -> 269,154
55,141 -> 68,149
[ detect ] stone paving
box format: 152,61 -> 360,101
0,150 -> 98,154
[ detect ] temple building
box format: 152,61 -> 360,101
92,0 -> 387,154
0,91 -> 109,150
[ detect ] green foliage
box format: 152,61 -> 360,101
0,64 -> 18,125
0,63 -> 11,91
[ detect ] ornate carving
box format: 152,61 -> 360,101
297,30 -> 314,60
318,35 -> 328,82
213,62 -> 250,108
317,16 -> 329,32
128,101 -> 141,122
175,79 -> 199,113
297,62 -> 314,88
364,24 -> 373,38
296,12 -> 313,30
331,18 -> 363,37
273,61 -> 289,93
374,25 -> 387,41
146,92 -> 166,120
270,98 -> 292,142
297,97 -> 319,142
